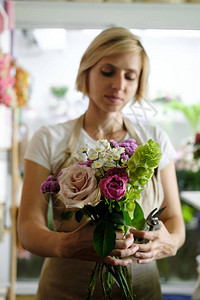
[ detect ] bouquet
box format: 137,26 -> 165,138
41,138 -> 162,300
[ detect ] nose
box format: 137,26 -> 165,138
110,73 -> 125,91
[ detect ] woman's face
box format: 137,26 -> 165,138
87,52 -> 142,114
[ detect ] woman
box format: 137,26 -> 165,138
18,27 -> 185,299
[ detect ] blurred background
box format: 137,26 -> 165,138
0,1 -> 200,299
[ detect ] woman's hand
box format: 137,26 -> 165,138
130,221 -> 179,264
57,222 -> 139,266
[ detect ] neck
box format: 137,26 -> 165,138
84,109 -> 126,142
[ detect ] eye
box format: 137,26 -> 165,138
125,73 -> 137,81
101,70 -> 114,77
101,66 -> 114,77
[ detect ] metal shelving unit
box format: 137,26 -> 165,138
13,1 -> 200,30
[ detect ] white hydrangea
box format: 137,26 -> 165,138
92,160 -> 105,169
121,159 -> 128,167
109,148 -> 117,155
97,139 -> 108,145
112,153 -> 121,160
80,145 -> 88,153
88,149 -> 98,160
97,139 -> 110,150
99,152 -> 106,159
116,147 -> 125,154
104,141 -> 111,151
95,144 -> 105,153
105,155 -> 113,162
104,161 -> 116,171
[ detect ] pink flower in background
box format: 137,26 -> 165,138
195,133 -> 200,145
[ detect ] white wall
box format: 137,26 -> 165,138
12,28 -> 200,145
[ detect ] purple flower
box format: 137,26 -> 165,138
106,167 -> 129,182
110,139 -> 119,148
118,139 -> 138,157
78,159 -> 91,167
120,152 -> 129,162
99,175 -> 127,201
40,177 -> 60,194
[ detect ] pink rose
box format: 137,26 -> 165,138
58,164 -> 99,208
106,167 -> 129,183
99,175 -> 127,201
195,133 -> 200,144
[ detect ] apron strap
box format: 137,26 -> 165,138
123,118 -> 142,146
53,114 -> 84,176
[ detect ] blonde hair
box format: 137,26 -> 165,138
76,27 -> 149,103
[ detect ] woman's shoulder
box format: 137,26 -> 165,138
25,118 -> 78,172
124,117 -> 177,169
124,117 -> 167,144
35,118 -> 76,141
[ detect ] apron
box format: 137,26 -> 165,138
35,115 -> 164,300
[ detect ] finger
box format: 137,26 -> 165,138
134,242 -> 152,253
111,244 -> 139,258
134,249 -> 153,260
136,258 -> 154,265
115,233 -> 134,249
115,231 -> 125,240
104,256 -> 133,266
130,228 -> 158,242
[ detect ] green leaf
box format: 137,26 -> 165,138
122,210 -> 132,226
60,210 -> 75,220
75,208 -> 85,223
93,219 -> 116,258
110,212 -> 126,226
130,201 -> 147,230
84,204 -> 98,220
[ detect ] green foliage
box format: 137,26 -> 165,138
128,139 -> 162,186
176,169 -> 200,191
93,218 -> 116,258
122,201 -> 147,231
130,201 -> 147,230
166,101 -> 200,134
51,86 -> 68,98
181,204 -> 195,223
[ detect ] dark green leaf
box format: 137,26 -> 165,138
75,208 -> 85,223
110,212 -> 126,226
122,210 -> 132,226
84,204 -> 98,220
93,201 -> 108,219
130,201 -> 147,230
93,219 -> 116,258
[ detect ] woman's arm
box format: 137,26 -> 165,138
18,160 -> 138,265
129,161 -> 185,264
17,160 -> 62,257
159,160 -> 185,249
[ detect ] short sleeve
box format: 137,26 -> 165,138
129,119 -> 177,171
24,126 -> 52,171
155,126 -> 177,170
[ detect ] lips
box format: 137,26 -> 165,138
105,95 -> 122,103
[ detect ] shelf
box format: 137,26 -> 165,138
180,191 -> 200,210
13,1 -> 200,30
